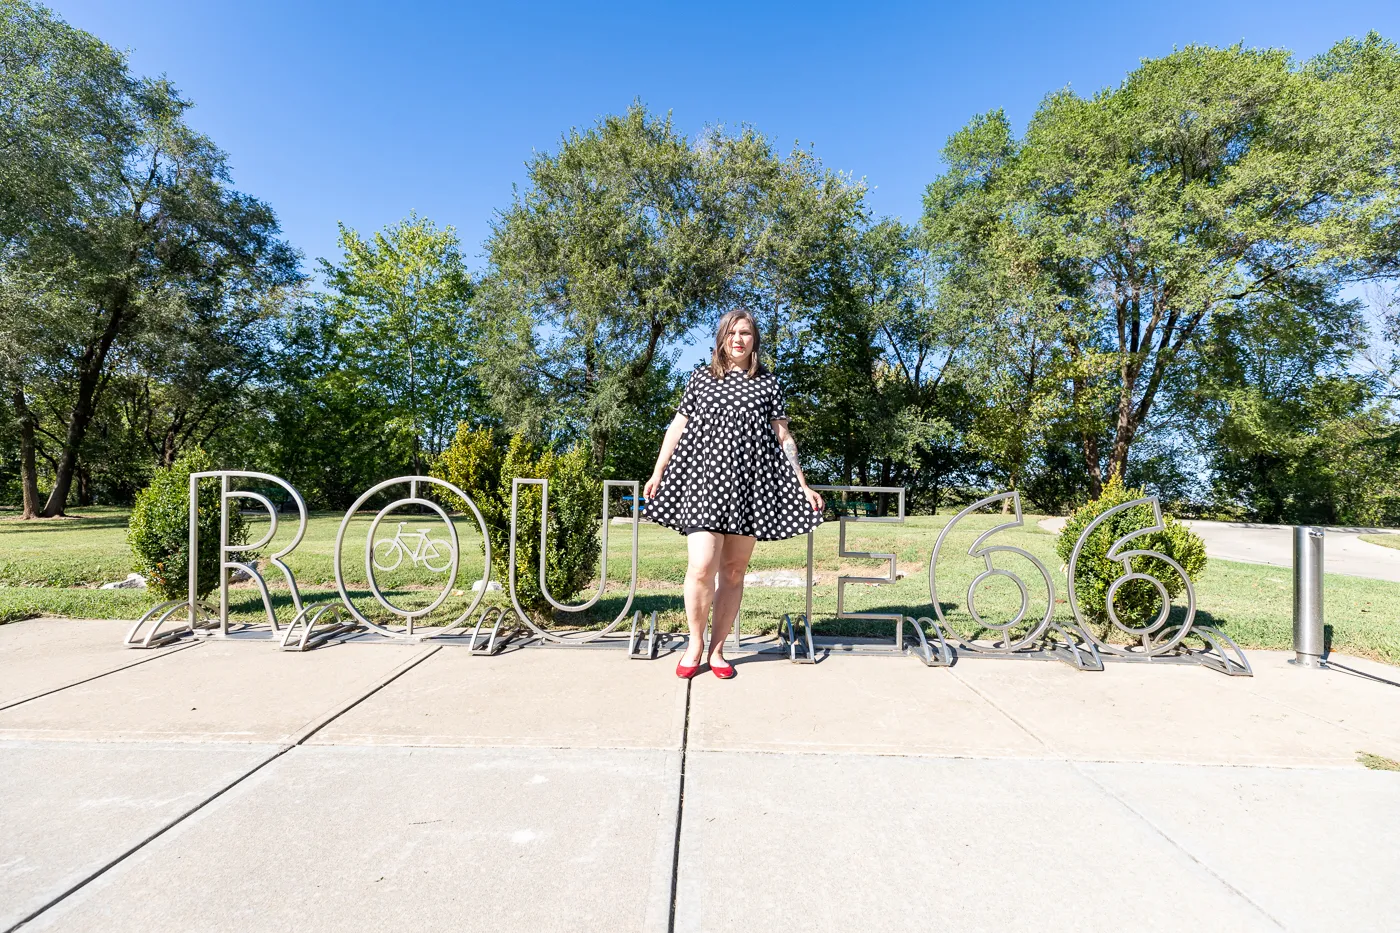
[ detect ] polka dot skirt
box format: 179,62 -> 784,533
643,364 -> 823,541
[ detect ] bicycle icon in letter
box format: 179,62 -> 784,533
372,522 -> 454,573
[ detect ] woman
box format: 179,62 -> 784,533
642,308 -> 824,679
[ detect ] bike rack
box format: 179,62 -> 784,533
123,470 -> 1250,676
501,478 -> 663,657
627,609 -> 660,660
125,599 -> 218,648
127,471 -> 339,648
332,475 -> 494,644
280,603 -> 358,652
372,522 -> 455,574
925,491 -> 1103,671
1065,497 -> 1252,676
777,486 -> 954,667
467,605 -> 528,656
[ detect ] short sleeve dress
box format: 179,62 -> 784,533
642,364 -> 823,541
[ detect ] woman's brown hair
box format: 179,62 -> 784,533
708,308 -> 766,380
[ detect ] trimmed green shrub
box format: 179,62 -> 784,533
127,449 -> 249,600
1056,475 -> 1207,634
434,425 -> 602,614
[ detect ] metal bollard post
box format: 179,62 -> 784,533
1291,527 -> 1325,668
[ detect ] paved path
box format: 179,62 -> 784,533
2,617 -> 1399,932
1039,516 -> 1400,583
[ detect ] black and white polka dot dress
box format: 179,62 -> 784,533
643,364 -> 823,541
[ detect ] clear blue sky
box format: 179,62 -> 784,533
45,1 -> 1400,277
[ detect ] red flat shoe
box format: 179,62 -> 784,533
710,659 -> 736,680
676,659 -> 701,679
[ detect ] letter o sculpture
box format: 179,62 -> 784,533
334,476 -> 492,638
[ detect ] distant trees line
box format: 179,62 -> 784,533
3,0 -> 1399,523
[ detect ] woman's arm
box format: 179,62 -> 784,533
643,414 -> 688,499
774,419 -> 824,513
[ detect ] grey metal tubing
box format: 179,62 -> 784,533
626,610 -> 660,659
779,612 -> 816,663
333,476 -> 492,640
468,605 -> 504,653
505,478 -> 640,644
1066,496 -> 1195,657
130,467 -> 1252,675
184,471 -> 310,638
928,491 -> 1056,653
1292,527 -> 1325,668
1060,494 -> 1248,675
127,600 -> 200,648
469,606 -> 524,655
280,604 -> 356,652
363,496 -> 460,629
802,485 -> 912,660
907,616 -> 955,667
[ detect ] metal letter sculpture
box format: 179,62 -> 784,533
125,469 -> 1249,675
780,485 -> 952,666
505,478 -> 659,658
927,492 -> 1101,670
332,476 -> 498,644
126,471 -> 354,650
1065,496 -> 1251,675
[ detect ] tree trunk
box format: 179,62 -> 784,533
11,386 -> 43,520
161,427 -> 177,469
1081,430 -> 1103,500
76,462 -> 93,506
1107,392 -> 1139,485
408,341 -> 421,476
1002,470 -> 1018,513
1071,367 -> 1103,499
40,297 -> 126,517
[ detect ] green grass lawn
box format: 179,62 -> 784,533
1361,534 -> 1400,551
2,506 -> 1398,662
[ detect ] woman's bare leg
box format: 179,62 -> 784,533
682,532 -> 724,665
709,534 -> 756,666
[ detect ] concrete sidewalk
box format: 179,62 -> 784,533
2,617 -> 1398,932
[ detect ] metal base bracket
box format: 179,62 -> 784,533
125,600 -> 217,649
627,610 -> 660,660
280,604 -> 359,652
1092,624 -> 1253,676
1182,625 -> 1253,676
465,606 -> 525,655
776,614 -> 955,667
778,613 -> 818,663
946,620 -> 1105,671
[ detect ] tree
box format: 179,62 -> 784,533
1185,295 -> 1399,522
1361,283 -> 1400,408
482,103 -> 747,471
256,297 -> 413,509
0,0 -> 298,516
724,136 -> 868,372
927,37 -> 1400,495
1,0 -> 127,517
784,218 -> 974,510
319,214 -> 481,474
921,112 -> 1087,509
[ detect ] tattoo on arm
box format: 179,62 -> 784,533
781,437 -> 800,472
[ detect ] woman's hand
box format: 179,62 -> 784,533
644,472 -> 662,499
802,485 -> 824,513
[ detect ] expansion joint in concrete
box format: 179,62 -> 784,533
1068,760 -> 1287,930
0,640 -> 204,714
4,645 -> 444,933
666,675 -> 693,933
